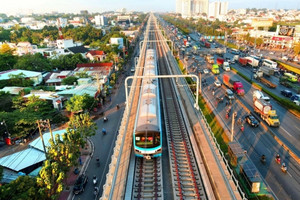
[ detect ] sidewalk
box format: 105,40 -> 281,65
58,139 -> 93,200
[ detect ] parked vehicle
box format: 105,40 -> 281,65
73,174 -> 88,195
212,64 -> 220,74
281,89 -> 293,98
223,74 -> 245,95
253,99 -> 280,127
245,114 -> 259,127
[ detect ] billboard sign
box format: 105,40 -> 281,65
278,26 -> 295,37
251,18 -> 273,27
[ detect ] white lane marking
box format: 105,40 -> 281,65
280,127 -> 292,138
287,171 -> 292,177
295,126 -> 300,132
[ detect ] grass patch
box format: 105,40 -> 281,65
198,95 -> 228,153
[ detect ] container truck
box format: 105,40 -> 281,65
216,58 -> 224,66
239,57 -> 248,66
253,99 -> 280,127
223,62 -> 230,71
212,64 -> 220,74
253,70 -> 277,88
223,74 -> 245,95
205,41 -> 211,48
245,56 -> 259,67
260,66 -> 274,76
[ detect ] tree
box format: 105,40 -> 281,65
294,42 -> 300,55
66,94 -> 95,114
0,176 -> 43,200
0,43 -> 15,54
69,113 -> 97,140
14,53 -> 51,71
0,53 -> 17,71
61,76 -> 78,85
36,160 -> 65,200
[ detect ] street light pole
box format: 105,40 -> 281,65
230,111 -> 235,142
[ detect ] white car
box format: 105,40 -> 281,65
203,69 -> 209,74
269,52 -> 274,55
294,100 -> 300,106
214,79 -> 222,87
282,56 -> 288,61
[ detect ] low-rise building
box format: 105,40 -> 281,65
86,50 -> 106,61
23,91 -> 63,110
0,69 -> 43,86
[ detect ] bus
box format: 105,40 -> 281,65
230,48 -> 240,55
284,73 -> 298,83
262,59 -> 277,70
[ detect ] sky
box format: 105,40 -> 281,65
0,0 -> 299,15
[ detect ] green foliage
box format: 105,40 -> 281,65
0,95 -> 58,138
69,113 -> 97,140
37,160 -> 65,200
66,94 -> 95,113
6,73 -> 35,87
14,53 -> 51,71
0,91 -> 13,112
75,71 -> 89,78
0,53 -> 17,71
50,53 -> 88,70
0,176 -> 43,200
0,166 -> 3,180
61,76 -> 78,85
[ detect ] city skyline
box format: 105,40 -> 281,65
0,0 -> 299,15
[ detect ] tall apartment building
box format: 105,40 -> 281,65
208,1 -> 228,18
176,0 -> 208,18
95,15 -> 107,26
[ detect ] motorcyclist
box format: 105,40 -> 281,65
94,186 -> 99,196
240,124 -> 244,132
261,155 -> 266,162
276,154 -> 281,163
281,163 -> 287,172
96,157 -> 100,167
93,175 -> 97,185
102,128 -> 106,134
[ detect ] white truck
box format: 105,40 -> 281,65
245,56 -> 259,67
253,99 -> 280,127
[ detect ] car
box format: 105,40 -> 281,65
245,115 -> 259,127
291,94 -> 300,101
214,79 -> 222,87
281,89 -> 293,98
269,52 -> 274,55
294,100 -> 300,106
203,69 -> 209,74
282,56 -> 288,61
73,174 -> 88,195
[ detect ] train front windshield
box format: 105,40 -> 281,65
135,131 -> 160,148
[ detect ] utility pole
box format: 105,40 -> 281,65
47,119 -> 54,141
37,120 -> 47,156
230,112 -> 235,142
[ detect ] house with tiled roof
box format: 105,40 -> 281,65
86,50 -> 107,61
74,62 -> 114,85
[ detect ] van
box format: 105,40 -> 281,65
253,90 -> 270,102
225,89 -> 234,100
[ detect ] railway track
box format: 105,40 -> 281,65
155,19 -> 207,200
131,17 -> 164,200
133,157 -> 163,200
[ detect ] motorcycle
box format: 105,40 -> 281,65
240,125 -> 244,132
103,117 -> 108,122
260,155 -> 266,165
96,157 -> 100,167
102,128 -> 107,135
275,157 -> 281,164
281,164 -> 287,173
93,175 -> 98,185
94,187 -> 99,197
